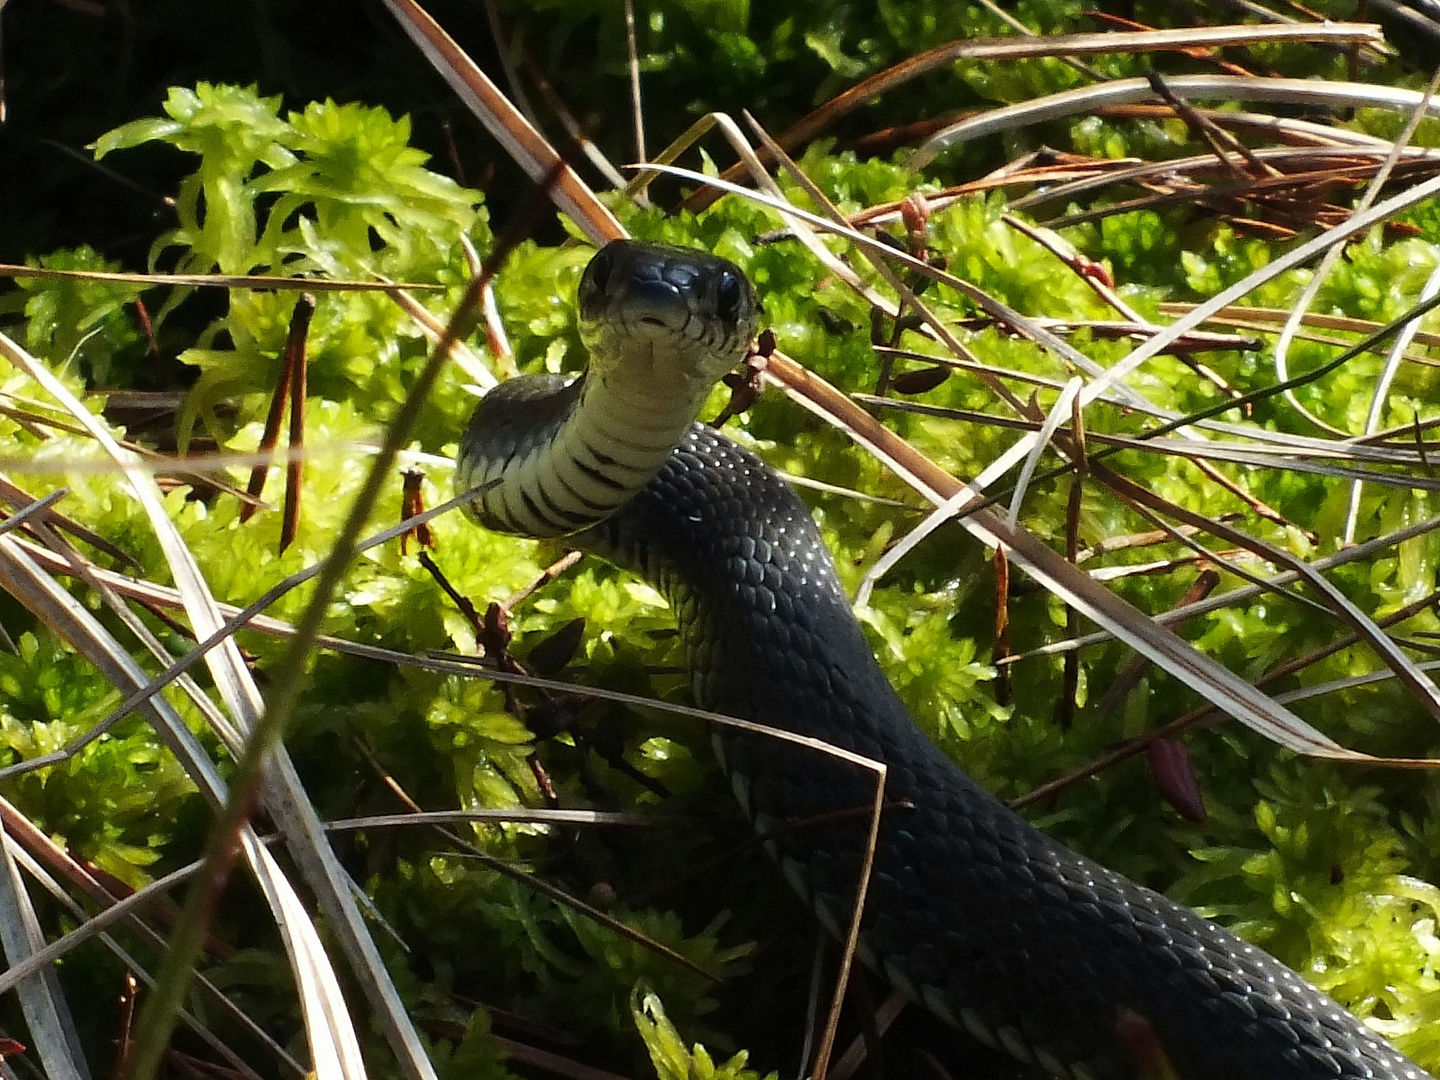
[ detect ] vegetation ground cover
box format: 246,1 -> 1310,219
4,2 -> 1440,1079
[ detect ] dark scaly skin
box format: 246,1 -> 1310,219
462,242 -> 1432,1079
576,423 -> 1431,1080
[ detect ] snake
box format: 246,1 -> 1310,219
456,239 -> 1433,1080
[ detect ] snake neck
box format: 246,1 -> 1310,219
456,368 -> 716,539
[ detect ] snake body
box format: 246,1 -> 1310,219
458,240 -> 1432,1080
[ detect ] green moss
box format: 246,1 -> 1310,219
633,989 -> 776,1080
7,70 -> 1440,1077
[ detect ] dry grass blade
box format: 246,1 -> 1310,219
1333,67 -> 1440,538
520,55 -> 632,193
0,860 -> 199,1000
0,471 -> 142,564
1009,147 -> 1440,216
1276,658 -> 1440,706
0,265 -> 439,292
1009,512 -> 1440,661
762,352 -> 1434,764
858,396 -> 1440,490
1150,315 -> 1440,375
624,0 -> 645,167
1093,103 -> 1393,148
911,75 -> 1440,166
0,796 -> 303,1076
1371,0 -> 1440,42
0,533 -> 365,1080
381,0 -> 623,246
851,153 -> 1135,225
692,23 -> 1384,203
0,488 -> 66,538
0,816 -> 88,1080
1007,377 -> 1081,529
8,846 -> 276,1080
1275,66 -> 1440,444
1159,302 -> 1440,354
0,331 -> 374,1080
328,809 -> 678,830
970,0 -> 1103,80
0,444 -> 432,479
1345,257 -> 1440,539
385,286 -> 497,389
829,990 -> 908,1080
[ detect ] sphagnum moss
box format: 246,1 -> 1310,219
6,44 -> 1440,1078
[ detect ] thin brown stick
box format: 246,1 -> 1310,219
992,547 -> 1011,706
1058,392 -> 1089,732
687,23 -> 1383,209
239,296 -> 312,527
504,550 -> 584,611
1094,569 -> 1221,719
811,766 -> 887,1080
1146,70 -> 1279,178
624,0 -> 645,167
279,296 -> 313,553
0,265 -> 439,292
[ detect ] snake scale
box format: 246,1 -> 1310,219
457,239 -> 1433,1080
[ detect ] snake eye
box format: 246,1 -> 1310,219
715,269 -> 745,325
578,245 -> 617,317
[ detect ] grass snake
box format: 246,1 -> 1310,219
457,239 -> 1432,1080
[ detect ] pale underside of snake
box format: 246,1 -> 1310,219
456,239 -> 1432,1080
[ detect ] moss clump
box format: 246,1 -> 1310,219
6,62 -> 1440,1077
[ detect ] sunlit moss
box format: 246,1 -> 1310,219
7,65 -> 1440,1077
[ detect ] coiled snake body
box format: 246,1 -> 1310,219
458,240 -> 1431,1080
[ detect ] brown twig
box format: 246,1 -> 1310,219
992,547 -> 1012,707
238,294 -> 313,536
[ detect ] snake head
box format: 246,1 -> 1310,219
577,239 -> 759,393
